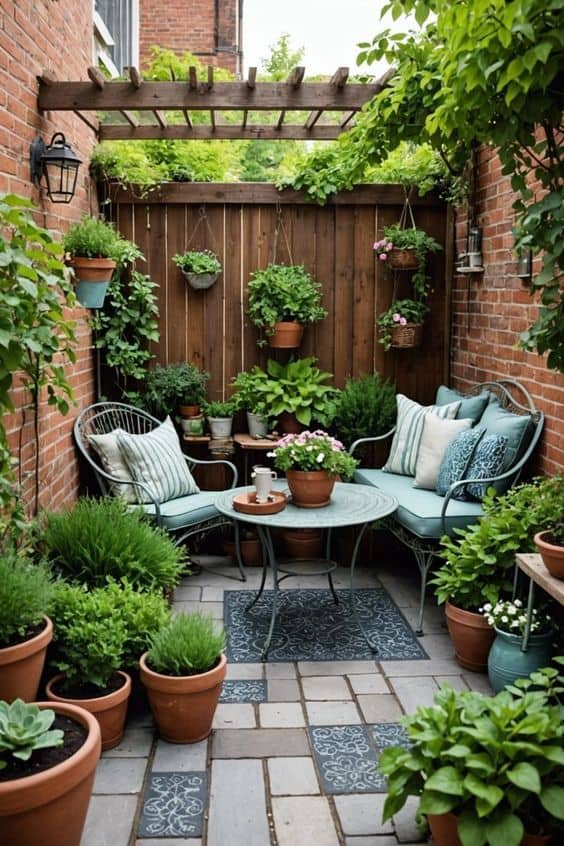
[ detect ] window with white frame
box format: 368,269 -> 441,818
94,0 -> 139,77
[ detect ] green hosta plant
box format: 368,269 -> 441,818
147,612 -> 226,676
380,683 -> 564,844
247,264 -> 327,344
0,551 -> 54,647
0,700 -> 63,769
253,357 -> 339,428
173,250 -> 221,275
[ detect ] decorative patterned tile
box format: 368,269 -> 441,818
308,725 -> 384,794
370,722 -> 411,750
224,588 -> 428,663
219,679 -> 267,703
138,772 -> 206,838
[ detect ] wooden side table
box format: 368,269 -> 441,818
514,553 -> 564,649
233,433 -> 278,482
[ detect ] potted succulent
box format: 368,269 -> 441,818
268,430 -> 357,508
231,367 -> 273,438
204,399 -> 235,439
380,680 -> 564,846
0,551 -> 54,703
376,298 -> 429,351
139,611 -> 227,743
0,699 -> 101,846
247,263 -> 327,348
535,522 -> 564,580
374,224 -> 441,298
173,249 -> 221,290
139,361 -> 209,421
482,599 -> 554,693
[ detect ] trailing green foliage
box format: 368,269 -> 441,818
251,357 -> 340,428
247,264 -> 327,345
147,611 -> 226,676
380,682 -> 564,844
0,551 -> 54,646
0,700 -> 63,769
173,250 -> 221,275
137,361 -> 209,418
41,497 -> 186,592
332,373 -> 396,448
434,477 -> 564,611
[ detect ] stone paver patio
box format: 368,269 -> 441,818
81,555 -> 492,846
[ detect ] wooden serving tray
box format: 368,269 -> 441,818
232,490 -> 287,515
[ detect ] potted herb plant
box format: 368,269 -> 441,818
139,611 -> 227,743
0,551 -> 54,703
247,263 -> 327,348
139,361 -> 209,421
380,681 -> 564,846
376,299 -> 429,351
173,249 -> 222,290
231,367 -> 273,438
0,699 -> 101,846
204,400 -> 235,439
374,224 -> 441,298
535,522 -> 564,580
268,430 -> 357,508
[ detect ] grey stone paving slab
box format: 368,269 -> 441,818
201,586 -> 224,601
268,678 -> 301,701
226,662 -> 264,679
345,838 -> 398,845
299,660 -> 378,676
207,759 -> 270,846
435,675 -> 470,692
394,795 -> 426,842
417,634 -> 456,659
103,726 -> 153,758
348,673 -> 390,695
136,840 -> 201,845
268,756 -> 320,795
173,585 -> 202,601
82,795 -> 138,846
138,772 -> 206,838
302,675 -> 352,700
259,702 -> 305,727
212,728 -> 309,758
380,658 -> 462,676
463,672 -> 493,694
402,604 -> 446,634
306,700 -> 361,725
377,573 -> 420,607
391,676 -> 439,712
272,796 -> 340,846
265,661 -> 297,679
153,739 -> 207,772
220,679 -> 267,703
213,703 -> 256,728
309,724 -> 382,793
93,757 -> 147,794
173,600 -> 223,618
335,794 -> 393,836
357,694 -> 404,723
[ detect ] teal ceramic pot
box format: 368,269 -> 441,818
487,627 -> 553,693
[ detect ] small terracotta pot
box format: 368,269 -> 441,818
535,530 -> 564,580
278,412 -> 303,435
284,528 -> 323,559
140,652 -> 227,743
179,404 -> 201,418
0,616 -> 53,703
68,256 -> 116,282
224,537 -> 263,566
445,601 -> 494,672
268,321 -> 304,348
286,469 -> 336,508
521,832 -> 551,845
46,671 -> 131,751
0,701 -> 101,846
388,248 -> 420,270
427,812 -> 462,846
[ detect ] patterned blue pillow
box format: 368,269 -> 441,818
436,428 -> 486,498
465,434 -> 509,501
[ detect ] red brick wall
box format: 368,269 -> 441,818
139,0 -> 241,74
0,0 -> 99,514
452,144 -> 564,476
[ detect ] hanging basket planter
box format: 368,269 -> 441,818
182,270 -> 220,291
388,248 -> 420,270
390,322 -> 424,349
68,257 -> 116,309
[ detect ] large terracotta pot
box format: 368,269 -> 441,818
278,412 -> 303,434
0,616 -> 53,703
521,833 -> 551,845
0,701 -> 101,846
179,404 -> 201,418
427,812 -> 462,846
286,469 -> 336,508
284,528 -> 323,559
46,670 -> 131,751
224,536 -> 263,566
534,530 -> 564,580
139,652 -> 227,743
445,601 -> 495,672
268,321 -> 304,348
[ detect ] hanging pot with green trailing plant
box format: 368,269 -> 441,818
173,249 -> 222,290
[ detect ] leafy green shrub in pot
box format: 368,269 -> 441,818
41,497 -> 186,593
172,250 -> 221,275
62,216 -> 130,261
252,357 -> 339,428
332,373 -> 396,448
231,367 -> 272,421
139,361 -> 209,419
146,612 -> 226,676
380,681 -> 564,845
204,400 -> 235,419
247,263 -> 327,344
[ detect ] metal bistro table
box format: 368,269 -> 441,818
215,481 -> 398,658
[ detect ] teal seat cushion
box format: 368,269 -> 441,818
354,468 -> 483,539
139,491 -> 220,531
435,385 -> 490,424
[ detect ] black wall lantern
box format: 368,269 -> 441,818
30,132 -> 81,203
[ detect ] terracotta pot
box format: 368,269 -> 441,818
286,469 -> 336,508
535,530 -> 564,580
0,616 -> 53,703
388,248 -> 420,270
521,832 -> 551,845
445,601 -> 495,672
179,404 -> 201,418
278,412 -> 303,434
284,528 -> 323,559
427,812 -> 462,846
224,536 -> 263,566
0,701 -> 101,846
46,671 -> 131,751
68,257 -> 116,309
268,321 -> 304,349
140,652 -> 227,743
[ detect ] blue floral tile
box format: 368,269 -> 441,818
138,772 -> 206,838
371,722 -> 411,750
220,679 -> 267,703
224,588 -> 428,663
309,724 -> 384,793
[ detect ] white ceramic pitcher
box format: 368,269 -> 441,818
251,466 -> 277,502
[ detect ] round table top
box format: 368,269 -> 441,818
215,481 -> 397,530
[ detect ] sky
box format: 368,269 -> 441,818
243,0 -> 393,76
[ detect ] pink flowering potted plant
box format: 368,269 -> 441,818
376,298 -> 429,350
374,225 -> 441,299
268,430 -> 357,508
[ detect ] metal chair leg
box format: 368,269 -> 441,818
411,548 -> 436,636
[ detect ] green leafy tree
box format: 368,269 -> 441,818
260,33 -> 305,81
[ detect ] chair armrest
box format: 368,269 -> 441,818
92,467 -> 163,523
184,455 -> 239,489
348,427 -> 396,459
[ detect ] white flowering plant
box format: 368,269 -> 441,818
480,599 -> 553,636
268,430 -> 358,479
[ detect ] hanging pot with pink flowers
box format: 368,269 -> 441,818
376,298 -> 429,351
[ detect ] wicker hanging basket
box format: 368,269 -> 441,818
390,322 -> 424,349
388,248 -> 419,270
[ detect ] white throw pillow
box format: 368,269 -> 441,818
383,394 -> 461,477
413,415 -> 473,490
88,430 -> 138,503
117,416 -> 200,504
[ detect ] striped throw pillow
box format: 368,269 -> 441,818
383,394 -> 461,477
117,416 -> 200,504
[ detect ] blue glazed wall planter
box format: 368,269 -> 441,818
487,627 -> 553,693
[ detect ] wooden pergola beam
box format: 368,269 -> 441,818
128,66 -> 142,88
188,66 -> 198,90
182,109 -> 192,128
153,110 -> 167,128
87,65 -> 105,90
99,124 -> 346,141
246,67 -> 257,89
287,66 -> 305,88
121,110 -> 139,127
305,68 -> 349,130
